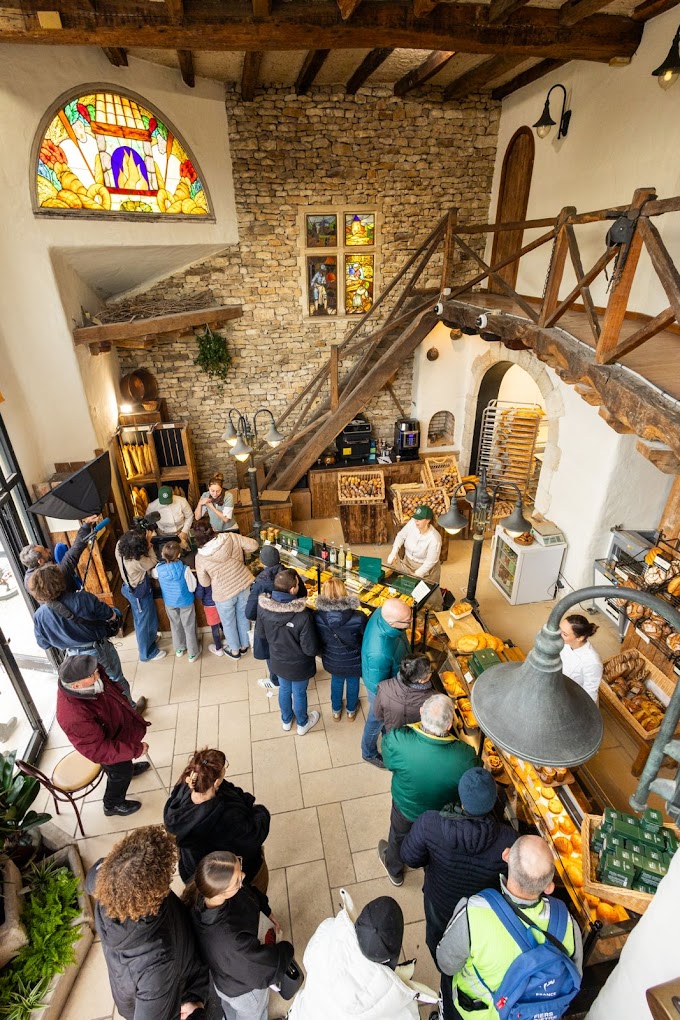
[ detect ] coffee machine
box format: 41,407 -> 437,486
393,418 -> 420,460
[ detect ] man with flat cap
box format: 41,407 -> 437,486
56,654 -> 151,817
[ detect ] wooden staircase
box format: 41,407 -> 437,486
261,211 -> 456,490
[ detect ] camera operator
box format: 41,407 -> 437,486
194,472 -> 238,534
146,485 -> 193,551
116,527 -> 166,664
20,514 -> 100,594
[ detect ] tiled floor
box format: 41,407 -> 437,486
50,528 -> 629,1019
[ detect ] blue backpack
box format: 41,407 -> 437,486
472,889 -> 581,1020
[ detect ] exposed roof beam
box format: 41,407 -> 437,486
491,58 -> 566,99
444,54 -> 526,99
337,0 -> 363,18
346,47 -> 393,93
394,49 -> 455,95
252,0 -> 271,14
0,4 -> 642,63
102,46 -> 127,66
631,0 -> 680,18
165,0 -> 184,24
559,0 -> 616,27
488,0 -> 533,24
177,48 -> 194,86
242,50 -> 263,100
413,0 -> 440,16
295,49 -> 330,94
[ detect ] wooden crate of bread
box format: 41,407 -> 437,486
392,486 -> 450,524
338,470 -> 386,505
422,454 -> 462,495
600,648 -> 676,743
581,814 -> 652,915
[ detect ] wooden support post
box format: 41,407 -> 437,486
565,223 -> 601,342
330,344 -> 339,411
637,216 -> 680,322
659,476 -> 680,539
441,208 -> 458,293
538,207 -> 575,327
595,187 -> 657,364
601,306 -> 675,364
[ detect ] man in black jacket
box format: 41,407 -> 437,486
400,767 -> 517,1019
246,545 -> 307,691
21,515 -> 100,594
254,568 -> 320,735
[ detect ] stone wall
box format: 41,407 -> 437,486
117,84 -> 499,488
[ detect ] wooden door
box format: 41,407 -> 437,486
489,127 -> 534,294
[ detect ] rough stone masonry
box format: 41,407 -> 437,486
117,84 -> 499,486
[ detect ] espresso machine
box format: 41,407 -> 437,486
393,418 -> 420,460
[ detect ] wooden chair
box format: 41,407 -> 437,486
17,752 -> 103,838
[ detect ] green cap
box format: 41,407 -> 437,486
412,505 -> 433,521
158,485 -> 173,506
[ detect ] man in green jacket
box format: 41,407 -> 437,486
378,694 -> 477,887
360,599 -> 411,768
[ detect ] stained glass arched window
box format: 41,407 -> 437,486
34,86 -> 212,218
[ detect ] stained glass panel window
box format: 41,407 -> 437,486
345,255 -> 374,315
306,214 -> 337,248
345,213 -> 375,246
35,89 -> 211,217
307,256 -> 338,316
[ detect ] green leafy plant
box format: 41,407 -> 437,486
0,859 -> 82,1020
0,750 -> 51,857
194,325 -> 232,384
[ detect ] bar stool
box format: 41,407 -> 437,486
17,752 -> 103,838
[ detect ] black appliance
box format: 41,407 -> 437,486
337,415 -> 372,465
393,418 -> 420,460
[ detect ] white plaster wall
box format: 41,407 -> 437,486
497,364 -> 545,408
486,9 -> 680,315
0,45 -> 237,488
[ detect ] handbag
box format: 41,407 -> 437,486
120,557 -> 153,600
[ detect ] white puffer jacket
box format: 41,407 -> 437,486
288,906 -> 420,1020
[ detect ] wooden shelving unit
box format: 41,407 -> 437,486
113,423 -> 199,522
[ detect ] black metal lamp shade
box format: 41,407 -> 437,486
28,452 -> 111,520
499,502 -> 533,537
438,503 -> 468,535
533,98 -> 556,139
652,25 -> 680,89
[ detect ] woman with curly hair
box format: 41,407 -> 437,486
87,825 -> 209,1020
183,851 -> 295,1020
115,527 -> 165,663
164,748 -> 271,891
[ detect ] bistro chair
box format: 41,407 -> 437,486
16,751 -> 103,838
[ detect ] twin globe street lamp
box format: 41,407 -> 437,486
222,407 -> 284,532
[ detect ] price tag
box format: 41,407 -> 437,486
464,672 -> 474,686
263,540 -> 271,545
636,628 -> 651,643
289,548 -> 298,556
412,580 -> 430,603
654,555 -> 671,571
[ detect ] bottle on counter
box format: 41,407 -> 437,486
292,536 -> 298,553
338,545 -> 346,569
321,541 -> 329,562
329,541 -> 337,565
345,547 -> 353,573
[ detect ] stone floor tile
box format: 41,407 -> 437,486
253,736 -> 303,813
227,771 -> 254,795
197,703 -> 219,749
332,867 -> 425,925
168,663 -> 201,704
317,802 -> 355,888
132,664 -> 172,706
219,700 -> 252,775
402,919 -> 440,997
315,676 -> 331,704
77,830 -> 126,872
320,702 -> 365,768
44,718 -> 72,749
294,730 -> 332,774
265,867 -> 291,942
247,674 -> 273,716
266,807 -> 324,869
79,788 -> 168,838
251,711 -> 297,742
286,859 -> 332,951
146,727 -> 176,769
201,652 -> 243,677
200,670 -> 249,706
301,762 -> 391,807
341,791 -> 392,852
174,699 -> 199,755
143,702 -> 178,731
353,848 -> 389,882
84,764 -> 170,803
61,941 -> 114,1020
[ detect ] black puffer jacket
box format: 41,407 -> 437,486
190,883 -> 294,999
163,779 -> 271,883
373,674 -> 433,733
314,595 -> 366,676
246,564 -> 307,660
400,808 -> 517,939
87,862 -> 209,1020
254,592 -> 319,681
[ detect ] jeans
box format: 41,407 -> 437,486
424,896 -> 457,1020
361,688 -> 384,760
215,589 -> 250,652
266,659 -> 279,687
101,759 -> 133,809
385,801 -> 412,879
278,677 -> 310,727
66,640 -> 134,705
215,985 -> 269,1020
167,603 -> 199,657
331,675 -> 360,713
121,584 -> 159,661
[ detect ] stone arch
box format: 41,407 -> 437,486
461,347 -> 564,514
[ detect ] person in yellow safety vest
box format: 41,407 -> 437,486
435,835 -> 583,1020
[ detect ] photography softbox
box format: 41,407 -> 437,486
28,453 -> 111,521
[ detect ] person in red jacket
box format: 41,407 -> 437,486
56,654 -> 150,817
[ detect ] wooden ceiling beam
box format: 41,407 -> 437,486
295,49 -> 330,94
632,0 -> 680,18
165,0 -> 184,23
337,0 -> 363,18
413,0 -> 440,15
177,48 -> 194,86
252,0 -> 271,15
102,46 -> 127,65
346,47 -> 393,93
559,0 -> 616,27
73,305 -> 243,347
444,54 -> 527,99
242,49 -> 263,100
394,49 -> 455,95
0,4 -> 643,63
488,0 -> 532,24
491,58 -> 566,99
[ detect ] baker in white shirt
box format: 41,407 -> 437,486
387,505 -> 442,585
559,614 -> 603,702
146,484 -> 194,549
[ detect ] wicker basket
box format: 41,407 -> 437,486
600,649 -> 677,743
422,454 -> 462,494
581,814 -> 653,914
337,470 -> 386,505
392,486 -> 450,524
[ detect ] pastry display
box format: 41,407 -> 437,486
613,577 -> 640,608
449,601 -> 473,619
487,755 -> 504,776
440,671 -> 466,697
554,836 -> 572,855
666,633 -> 680,653
603,651 -> 666,733
338,471 -> 385,503
455,633 -> 505,654
548,797 -> 562,814
396,486 -> 449,521
559,816 -> 576,836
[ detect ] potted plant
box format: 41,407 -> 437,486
194,325 -> 232,384
0,752 -> 51,868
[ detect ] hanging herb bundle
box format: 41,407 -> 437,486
194,325 -> 232,385
0,860 -> 82,1020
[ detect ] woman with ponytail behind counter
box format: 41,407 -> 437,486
164,748 -> 271,892
559,614 -> 603,702
195,472 -> 239,533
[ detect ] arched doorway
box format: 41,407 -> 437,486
468,361 -> 513,473
489,127 -> 534,293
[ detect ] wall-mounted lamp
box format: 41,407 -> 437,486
532,83 -> 571,140
652,24 -> 680,90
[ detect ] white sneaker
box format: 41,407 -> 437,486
282,720 -> 292,732
208,643 -> 224,656
257,678 -> 278,690
297,710 -> 320,736
149,649 -> 167,661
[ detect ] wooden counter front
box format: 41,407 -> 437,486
309,460 -> 422,518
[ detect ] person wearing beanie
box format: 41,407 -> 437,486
245,543 -> 306,690
287,893 -> 421,1019
401,767 -> 517,1019
56,654 -> 151,817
